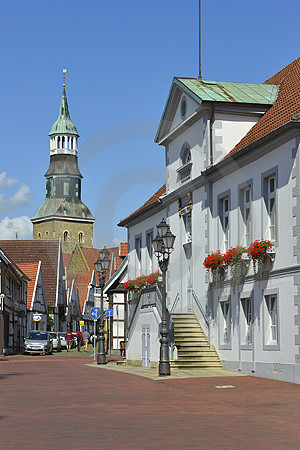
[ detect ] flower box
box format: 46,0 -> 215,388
266,246 -> 276,261
241,252 -> 250,262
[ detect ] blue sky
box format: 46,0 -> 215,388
0,0 -> 298,247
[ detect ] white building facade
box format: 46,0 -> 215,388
120,58 -> 300,383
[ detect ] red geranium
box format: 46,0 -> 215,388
203,251 -> 224,270
248,240 -> 272,260
124,279 -> 135,291
223,246 -> 247,266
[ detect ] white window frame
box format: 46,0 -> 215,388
262,167 -> 278,243
243,187 -> 251,247
146,231 -> 153,274
265,295 -> 278,345
240,297 -> 252,347
267,176 -> 276,242
263,290 -> 280,350
222,197 -> 229,252
219,299 -> 231,349
135,236 -> 142,277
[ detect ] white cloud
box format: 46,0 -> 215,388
0,216 -> 33,239
0,172 -> 18,186
0,183 -> 31,213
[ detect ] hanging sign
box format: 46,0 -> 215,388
33,314 -> 42,322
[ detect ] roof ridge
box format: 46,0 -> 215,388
78,246 -> 90,271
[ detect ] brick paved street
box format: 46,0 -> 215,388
1,352 -> 300,449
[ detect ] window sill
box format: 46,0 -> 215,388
263,344 -> 280,351
240,344 -> 253,350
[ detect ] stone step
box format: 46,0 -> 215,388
170,361 -> 222,369
178,348 -> 216,358
177,345 -> 215,351
174,334 -> 207,340
174,328 -> 205,334
177,354 -> 220,361
171,313 -> 195,317
173,322 -> 202,327
174,336 -> 209,346
172,316 -> 198,323
171,312 -> 222,370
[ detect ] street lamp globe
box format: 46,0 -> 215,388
94,257 -> 102,274
156,218 -> 169,237
162,230 -> 176,252
152,235 -> 163,255
99,246 -> 109,261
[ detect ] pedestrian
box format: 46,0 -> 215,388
82,329 -> 90,352
120,340 -> 125,357
65,328 -> 73,352
90,333 -> 97,348
76,329 -> 83,351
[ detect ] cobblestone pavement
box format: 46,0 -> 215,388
1,352 -> 300,449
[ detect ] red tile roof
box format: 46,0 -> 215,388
119,184 -> 166,225
64,246 -> 127,312
0,240 -> 61,307
17,262 -> 40,309
119,242 -> 128,258
67,270 -> 93,313
227,57 -> 300,157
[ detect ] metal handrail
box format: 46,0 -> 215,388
127,286 -> 163,340
170,293 -> 180,313
192,289 -> 210,340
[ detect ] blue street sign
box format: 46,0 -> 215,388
90,307 -> 101,320
106,309 -> 113,317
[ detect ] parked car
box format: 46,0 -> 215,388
49,332 -> 62,352
58,332 -> 67,349
24,331 -> 53,355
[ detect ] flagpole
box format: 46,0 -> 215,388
198,0 -> 202,79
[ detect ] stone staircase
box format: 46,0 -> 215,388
170,313 -> 222,370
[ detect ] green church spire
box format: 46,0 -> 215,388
49,86 -> 79,137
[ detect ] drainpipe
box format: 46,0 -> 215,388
209,103 -> 215,167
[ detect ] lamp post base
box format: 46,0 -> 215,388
159,361 -> 171,376
97,353 -> 107,365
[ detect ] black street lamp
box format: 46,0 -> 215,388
94,247 -> 110,365
153,218 -> 176,376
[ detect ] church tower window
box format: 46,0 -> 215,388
63,181 -> 69,196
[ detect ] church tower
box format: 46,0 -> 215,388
32,77 -> 95,253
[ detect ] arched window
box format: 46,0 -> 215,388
37,232 -> 41,238
78,232 -> 83,243
181,146 -> 191,165
180,96 -> 187,119
63,231 -> 68,241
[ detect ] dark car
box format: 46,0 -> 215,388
24,331 -> 53,355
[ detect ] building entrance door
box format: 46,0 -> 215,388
142,325 -> 150,367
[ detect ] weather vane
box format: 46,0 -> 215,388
61,68 -> 67,87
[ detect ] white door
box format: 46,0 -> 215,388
142,325 -> 150,367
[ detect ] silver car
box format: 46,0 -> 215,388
58,332 -> 67,349
24,331 -> 53,355
49,332 -> 62,351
